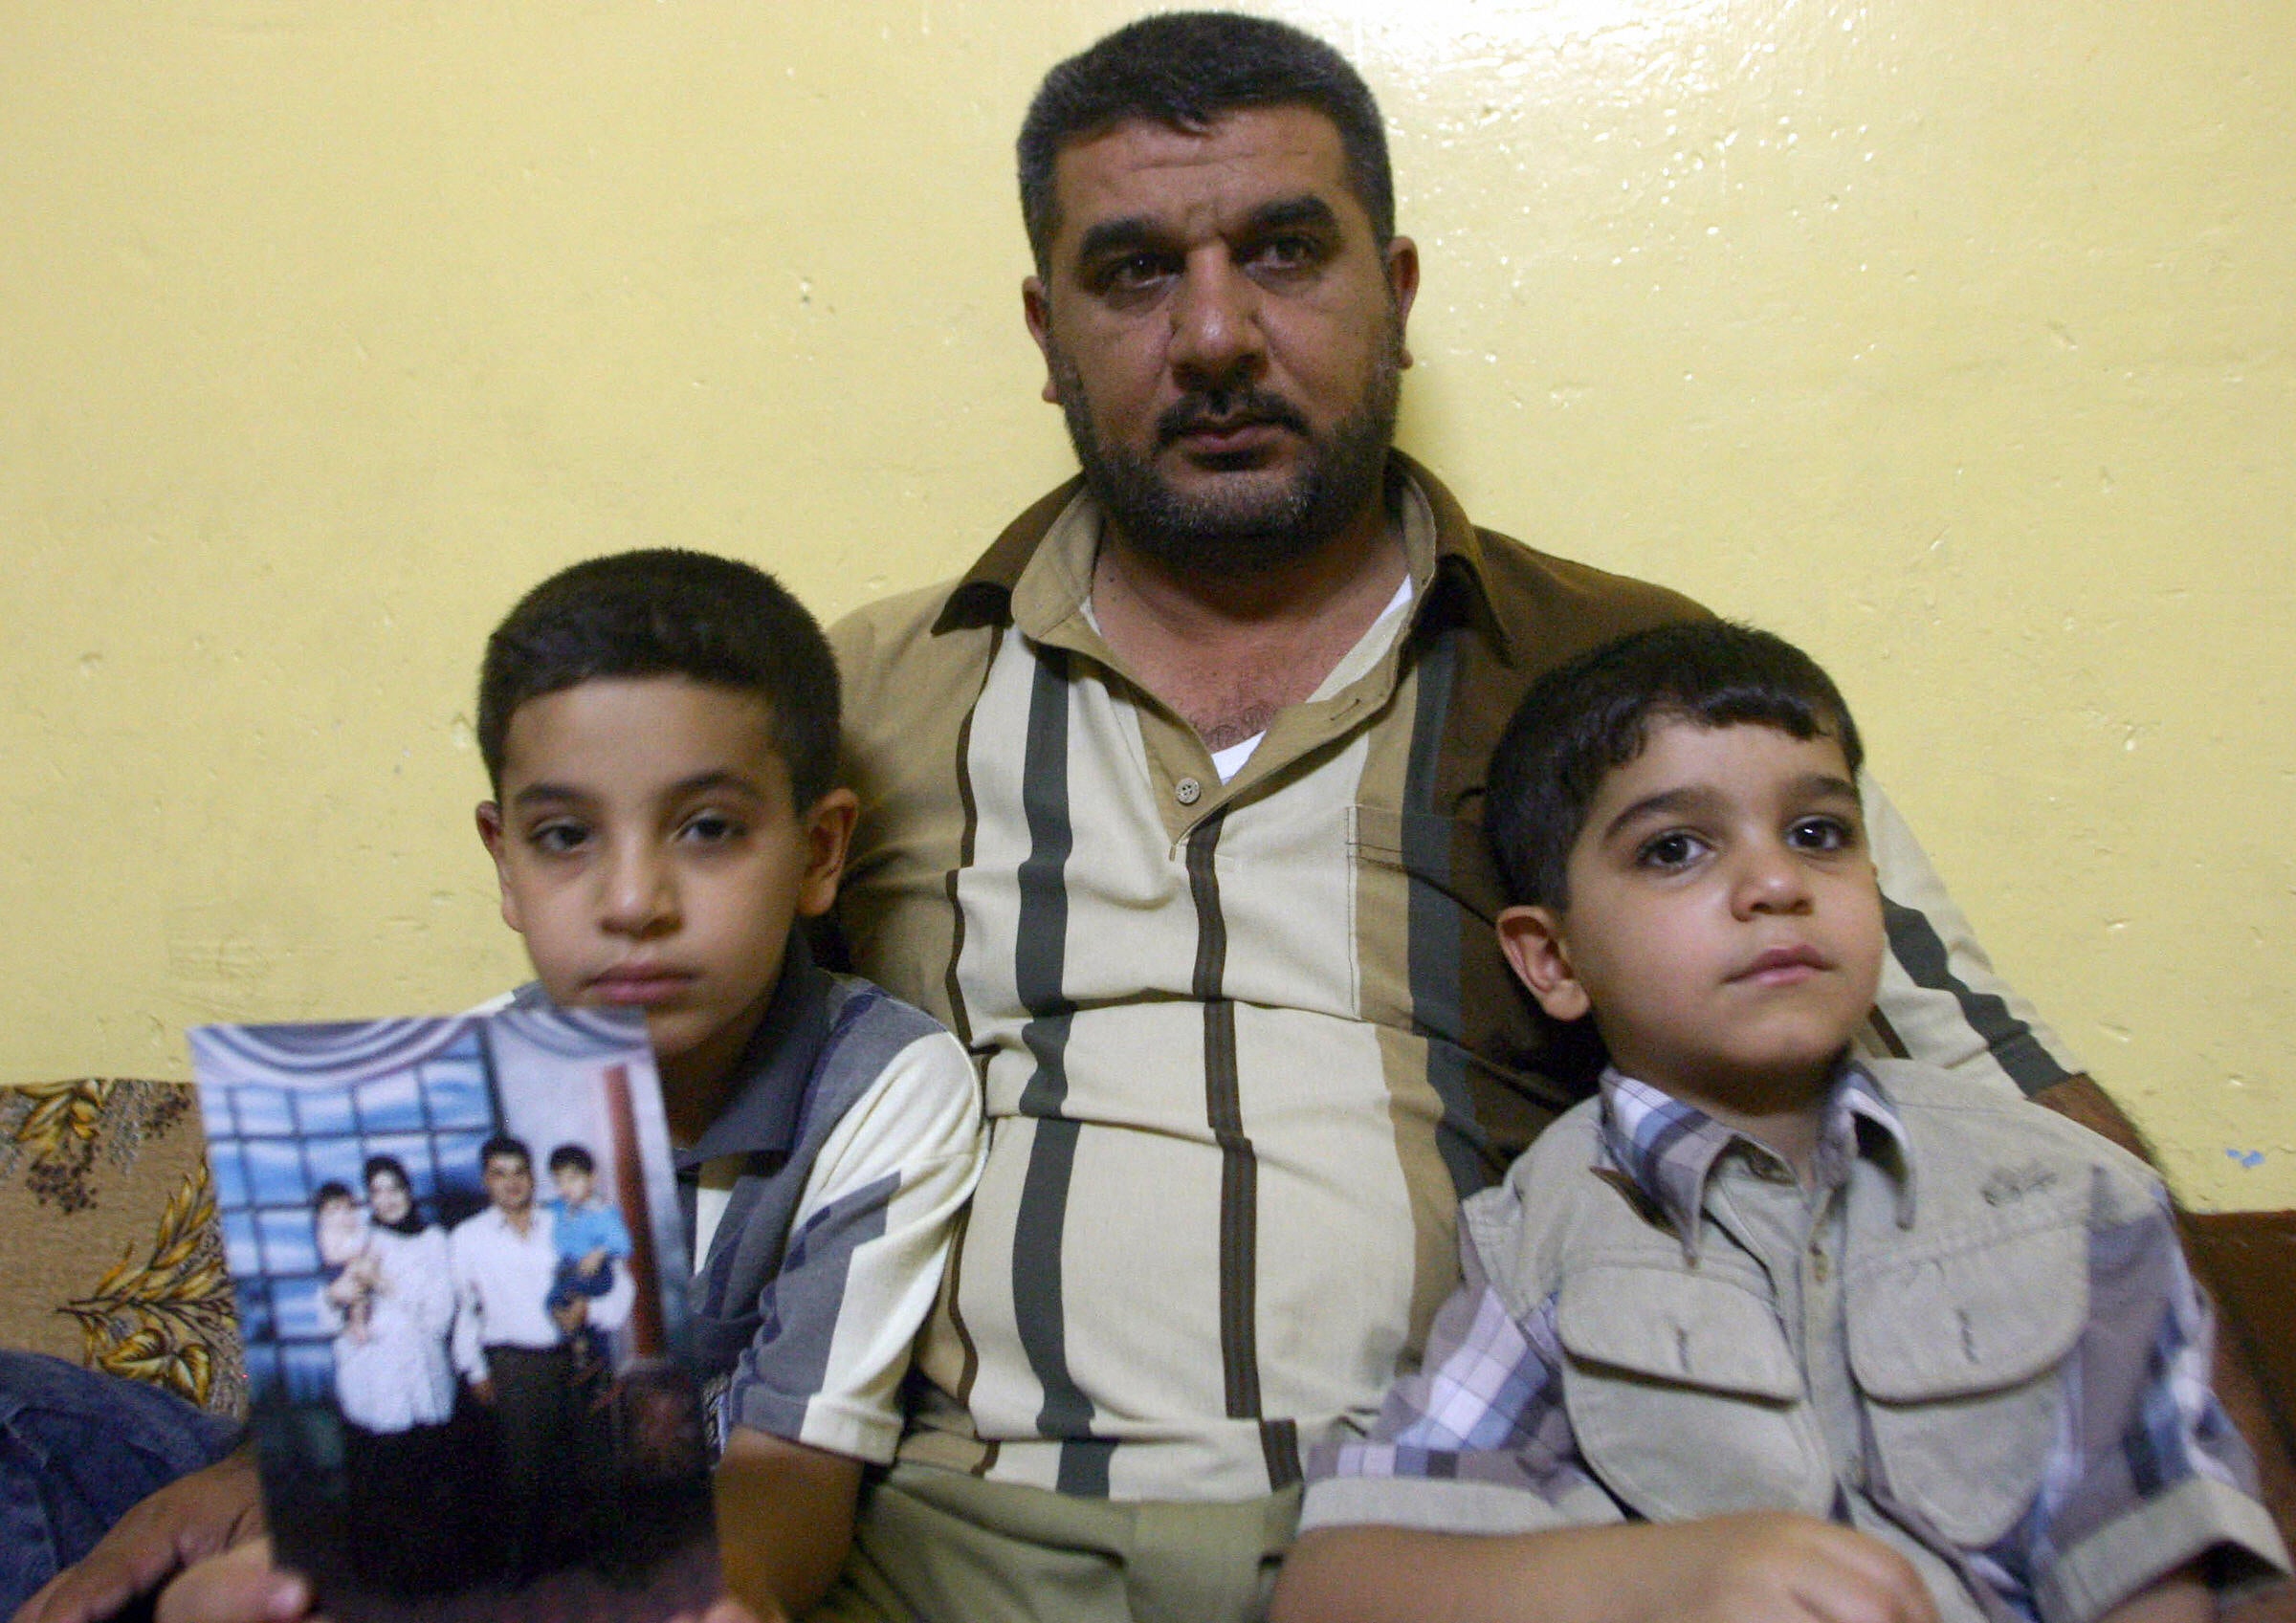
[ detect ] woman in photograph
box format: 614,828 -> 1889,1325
320,1156 -> 456,1433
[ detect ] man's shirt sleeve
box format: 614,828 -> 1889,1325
1976,1184 -> 2288,1623
448,1221 -> 486,1382
1860,775 -> 2086,1101
1299,1243 -> 1624,1535
719,1026 -> 984,1463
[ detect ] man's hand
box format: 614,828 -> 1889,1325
11,1449 -> 269,1623
1272,1512 -> 1941,1623
153,1543 -> 311,1623
550,1298 -> 589,1336
467,1376 -> 496,1406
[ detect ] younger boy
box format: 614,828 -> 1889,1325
1277,623 -> 2285,1623
471,549 -> 984,1619
541,1143 -> 631,1371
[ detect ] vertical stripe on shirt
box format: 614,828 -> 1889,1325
1402,625 -> 1486,1203
1004,647 -> 1101,1490
940,632 -> 992,1440
1879,896 -> 2067,1096
1186,810 -> 1302,1488
938,625 -> 997,1053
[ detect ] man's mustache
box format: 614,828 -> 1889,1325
1156,389 -> 1311,449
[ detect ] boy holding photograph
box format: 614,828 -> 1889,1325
469,549 -> 984,1620
1276,623 -> 2285,1623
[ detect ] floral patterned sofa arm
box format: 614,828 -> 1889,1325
0,1081 -> 245,1417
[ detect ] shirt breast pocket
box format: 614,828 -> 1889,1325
1846,1203 -> 2088,1548
1348,804 -> 1498,1037
1557,1261 -> 1835,1522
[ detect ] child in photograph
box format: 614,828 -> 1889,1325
312,1182 -> 381,1345
1277,623 -> 2287,1623
541,1143 -> 632,1372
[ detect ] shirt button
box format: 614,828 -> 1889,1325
1175,777 -> 1203,805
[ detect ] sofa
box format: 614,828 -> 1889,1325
3,1078 -> 2290,1612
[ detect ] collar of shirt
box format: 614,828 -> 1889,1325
926,450 -> 1519,667
1596,1060 -> 1917,1259
671,931 -> 839,1173
508,932 -> 837,1174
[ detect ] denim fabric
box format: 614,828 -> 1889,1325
0,1352 -> 240,1617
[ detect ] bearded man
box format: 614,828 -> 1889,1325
812,14 -> 2283,1623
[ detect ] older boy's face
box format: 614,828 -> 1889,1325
1498,720 -> 1885,1118
476,677 -> 856,1099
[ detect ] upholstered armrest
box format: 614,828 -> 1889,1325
0,1081 -> 244,1416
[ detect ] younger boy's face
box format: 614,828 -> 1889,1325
552,1165 -> 593,1205
476,676 -> 857,1099
1497,720 -> 1885,1117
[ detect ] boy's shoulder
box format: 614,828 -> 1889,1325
735,968 -> 978,1170
806,972 -> 967,1100
1864,1058 -> 2168,1230
1457,1097 -> 1616,1319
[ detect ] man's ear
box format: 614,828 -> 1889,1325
475,802 -> 524,934
795,787 -> 861,919
1023,276 -> 1060,404
1384,234 -> 1420,368
1494,905 -> 1589,1022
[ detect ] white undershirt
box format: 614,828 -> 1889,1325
1205,571 -> 1417,781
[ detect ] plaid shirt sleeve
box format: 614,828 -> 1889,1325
1975,1182 -> 2289,1623
1298,1242 -> 1628,1535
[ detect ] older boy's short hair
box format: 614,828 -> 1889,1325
476,549 -> 840,808
546,1143 -> 594,1176
1486,622 -> 1866,912
1017,11 -> 1395,271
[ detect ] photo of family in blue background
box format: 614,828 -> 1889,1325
191,1008 -> 716,1623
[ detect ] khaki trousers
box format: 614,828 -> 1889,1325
806,1463 -> 1301,1623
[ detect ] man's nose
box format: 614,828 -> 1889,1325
1168,252 -> 1267,390
600,840 -> 677,936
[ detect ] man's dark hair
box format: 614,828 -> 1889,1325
479,1133 -> 532,1173
547,1143 -> 595,1176
1486,622 -> 1866,911
476,549 -> 841,807
1017,11 -> 1395,270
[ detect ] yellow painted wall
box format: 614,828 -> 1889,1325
4,1 -> 2288,1209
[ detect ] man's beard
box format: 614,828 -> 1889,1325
1051,331 -> 1402,579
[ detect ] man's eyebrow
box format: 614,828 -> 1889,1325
1074,215 -> 1167,266
1244,194 -> 1340,236
1071,194 -> 1342,268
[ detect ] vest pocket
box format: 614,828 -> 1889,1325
1557,1262 -> 1834,1522
1845,1203 -> 2087,1547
